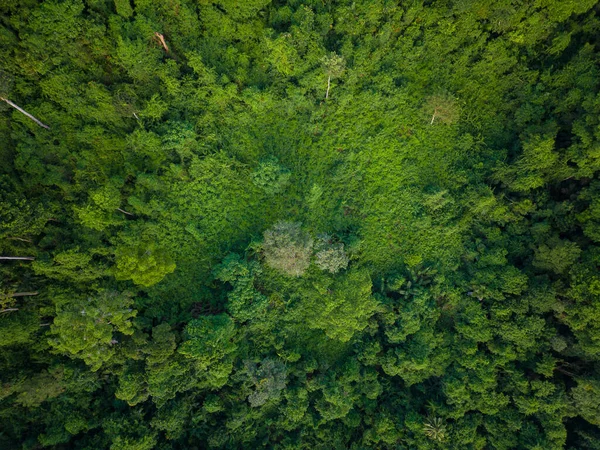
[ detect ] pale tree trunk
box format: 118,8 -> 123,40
154,32 -> 169,53
117,208 -> 134,216
430,110 -> 437,125
1,97 -> 50,129
0,256 -> 35,261
6,237 -> 33,243
325,75 -> 331,99
0,292 -> 40,314
2,292 -> 39,298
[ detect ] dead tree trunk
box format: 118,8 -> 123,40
0,256 -> 35,261
430,107 -> 439,125
0,97 -> 50,129
117,207 -> 134,216
2,291 -> 39,298
154,32 -> 169,53
6,237 -> 33,243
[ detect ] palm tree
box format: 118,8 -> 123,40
423,416 -> 447,442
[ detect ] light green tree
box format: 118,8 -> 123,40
49,290 -> 136,371
299,269 -> 379,342
251,157 -> 291,195
179,314 -> 238,389
114,244 -> 176,287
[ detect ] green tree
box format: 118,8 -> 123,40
251,157 -> 291,195
114,244 -> 176,287
179,314 -> 238,389
299,269 -> 379,342
213,253 -> 268,322
245,358 -> 287,407
49,290 -> 136,371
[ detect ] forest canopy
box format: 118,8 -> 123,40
1,0 -> 600,448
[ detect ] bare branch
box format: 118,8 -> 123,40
2,291 -> 39,298
154,32 -> 169,53
0,256 -> 35,261
117,207 -> 134,216
6,237 -> 33,243
0,97 -> 50,129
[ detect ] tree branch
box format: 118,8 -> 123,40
6,237 -> 33,243
430,109 -> 437,125
1,97 -> 50,129
154,32 -> 169,53
2,291 -> 39,298
117,207 -> 134,216
0,256 -> 35,261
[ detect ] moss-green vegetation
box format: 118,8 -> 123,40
1,0 -> 600,448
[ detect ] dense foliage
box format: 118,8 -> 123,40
1,0 -> 600,448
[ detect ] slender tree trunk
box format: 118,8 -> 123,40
0,256 -> 35,261
6,237 -> 33,243
0,97 -> 50,129
0,308 -> 19,314
430,111 -> 436,125
2,291 -> 39,298
325,75 -> 331,99
117,207 -> 134,216
555,366 -> 576,377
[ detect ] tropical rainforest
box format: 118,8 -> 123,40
1,0 -> 600,448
